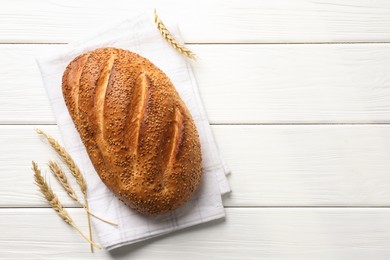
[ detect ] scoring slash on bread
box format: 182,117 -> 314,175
62,47 -> 202,215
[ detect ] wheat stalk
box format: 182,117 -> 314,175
31,161 -> 101,249
48,160 -> 117,226
154,9 -> 197,60
35,129 -> 94,252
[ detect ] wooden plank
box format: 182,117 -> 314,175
3,43 -> 390,124
2,208 -> 390,259
2,0 -> 390,43
216,124 -> 390,206
4,125 -> 390,207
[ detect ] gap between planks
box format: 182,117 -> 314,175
3,42 -> 390,45
4,123 -> 390,126
4,206 -> 390,209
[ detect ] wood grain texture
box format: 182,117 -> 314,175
2,44 -> 390,124
2,0 -> 390,43
2,208 -> 390,259
5,125 -> 390,207
4,1 -> 390,258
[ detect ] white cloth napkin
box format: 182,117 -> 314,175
36,13 -> 230,250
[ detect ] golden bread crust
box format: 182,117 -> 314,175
62,47 -> 202,215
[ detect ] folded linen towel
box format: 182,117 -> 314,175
36,12 -> 230,250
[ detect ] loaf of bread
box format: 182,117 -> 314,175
62,47 -> 202,215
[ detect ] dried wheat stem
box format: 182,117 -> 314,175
154,9 -> 197,60
35,129 -> 93,252
31,161 -> 101,249
83,207 -> 118,226
84,197 -> 94,252
48,160 -> 118,226
69,222 -> 99,248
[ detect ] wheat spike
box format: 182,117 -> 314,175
48,160 -> 78,201
31,161 -> 100,249
48,160 -> 117,226
154,9 -> 197,60
35,129 -> 86,195
35,129 -> 93,252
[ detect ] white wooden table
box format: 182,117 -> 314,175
3,0 -> 390,259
